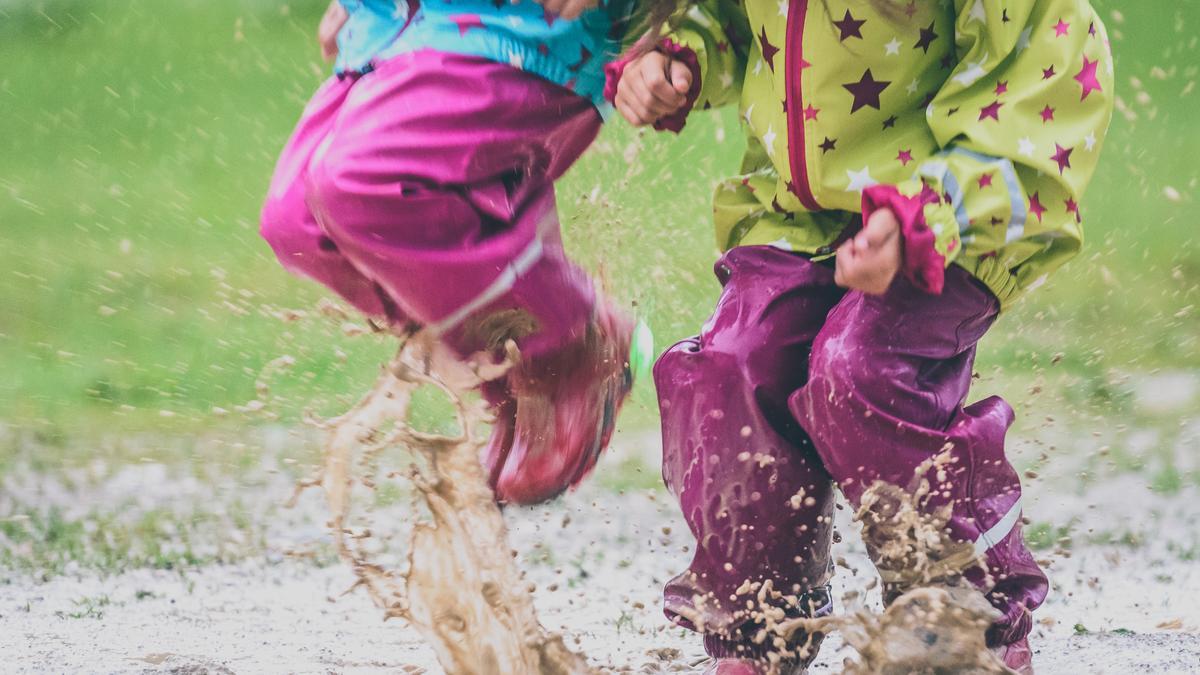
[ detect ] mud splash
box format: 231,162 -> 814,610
772,451 -> 1011,674
289,334 -> 595,675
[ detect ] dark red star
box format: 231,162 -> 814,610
1002,9 -> 1010,23
820,137 -> 837,153
1051,144 -> 1074,174
979,100 -> 1003,121
1075,56 -> 1103,100
1089,22 -> 1097,37
897,149 -> 913,166
760,26 -> 779,71
1029,192 -> 1047,222
833,10 -> 866,41
882,115 -> 898,129
904,1 -> 917,18
567,45 -> 593,73
978,173 -> 994,189
1064,198 -> 1081,222
1042,65 -> 1057,80
717,40 -> 730,53
991,216 -> 1004,225
994,80 -> 1008,96
842,69 -> 891,113
1040,105 -> 1056,123
543,8 -> 557,26
914,21 -> 938,53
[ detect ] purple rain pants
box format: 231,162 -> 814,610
655,245 -> 1047,657
260,50 -> 602,359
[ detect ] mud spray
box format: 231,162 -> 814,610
280,316 -> 1010,674
289,333 -> 595,675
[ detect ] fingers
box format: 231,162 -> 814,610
541,0 -> 599,20
615,53 -> 689,126
318,2 -> 348,61
669,59 -> 694,94
863,208 -> 900,248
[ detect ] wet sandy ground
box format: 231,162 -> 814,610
4,421 -> 1200,674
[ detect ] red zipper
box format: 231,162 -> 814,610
784,0 -> 822,211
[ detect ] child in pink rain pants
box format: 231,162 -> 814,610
611,0 -> 1114,671
261,0 -> 642,505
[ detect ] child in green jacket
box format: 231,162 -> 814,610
608,0 -> 1114,672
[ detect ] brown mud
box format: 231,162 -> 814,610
288,331 -> 1006,675
290,335 -> 595,675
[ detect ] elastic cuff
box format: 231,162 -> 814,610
862,184 -> 946,295
651,39 -> 701,133
602,39 -> 702,134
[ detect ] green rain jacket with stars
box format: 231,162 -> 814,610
607,0 -> 1115,306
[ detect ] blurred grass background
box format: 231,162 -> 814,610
0,0 -> 1196,457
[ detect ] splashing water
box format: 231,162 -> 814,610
289,333 -> 595,675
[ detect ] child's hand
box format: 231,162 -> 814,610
614,51 -> 693,127
318,1 -> 349,62
538,0 -> 600,20
834,208 -> 902,295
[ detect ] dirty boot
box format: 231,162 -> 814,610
488,301 -> 643,504
992,637 -> 1033,674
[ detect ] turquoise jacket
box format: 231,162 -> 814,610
335,0 -> 633,110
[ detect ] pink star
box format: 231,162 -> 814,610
979,100 -> 1003,121
994,81 -> 1009,96
1075,56 -> 1103,100
1040,105 -> 1056,122
1054,19 -> 1070,37
1029,192 -> 1047,222
978,173 -> 994,189
804,104 -> 820,121
1042,65 -> 1056,80
450,14 -> 485,36
543,8 -> 557,26
897,149 -> 913,166
1051,144 -> 1074,174
1065,197 -> 1081,222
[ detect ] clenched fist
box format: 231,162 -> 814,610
835,208 -> 903,295
614,51 -> 694,127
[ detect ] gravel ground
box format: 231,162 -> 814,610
3,405 -> 1200,673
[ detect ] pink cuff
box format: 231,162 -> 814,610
862,184 -> 946,295
603,39 -> 702,134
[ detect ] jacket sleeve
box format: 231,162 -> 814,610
604,0 -> 751,132
866,0 -> 1115,302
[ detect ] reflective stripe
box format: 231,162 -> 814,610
915,159 -> 970,235
973,497 -> 1023,557
947,148 -> 1027,244
429,234 -> 546,336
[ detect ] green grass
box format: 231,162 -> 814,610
0,0 -> 1197,450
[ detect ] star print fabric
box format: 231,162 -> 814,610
333,0 -> 635,110
613,0 -> 1115,307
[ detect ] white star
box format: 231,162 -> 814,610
1016,27 -> 1032,53
1084,132 -> 1097,151
885,37 -> 901,56
1018,137 -> 1036,157
507,16 -> 523,27
753,58 -> 765,75
952,52 -> 989,87
906,78 -> 921,95
846,166 -> 878,193
719,72 -> 734,88
1025,274 -> 1049,292
508,50 -> 524,69
926,103 -> 936,118
967,0 -> 986,24
777,0 -> 789,17
769,237 -> 794,251
762,125 -> 777,154
744,103 -> 756,124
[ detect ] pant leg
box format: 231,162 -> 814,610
259,76 -> 396,319
655,246 -> 844,658
790,266 -> 1048,647
305,50 -> 603,359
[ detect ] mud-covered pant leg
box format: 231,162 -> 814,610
259,76 -> 398,320
304,51 -> 603,359
655,246 -> 844,660
790,266 -> 1048,647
